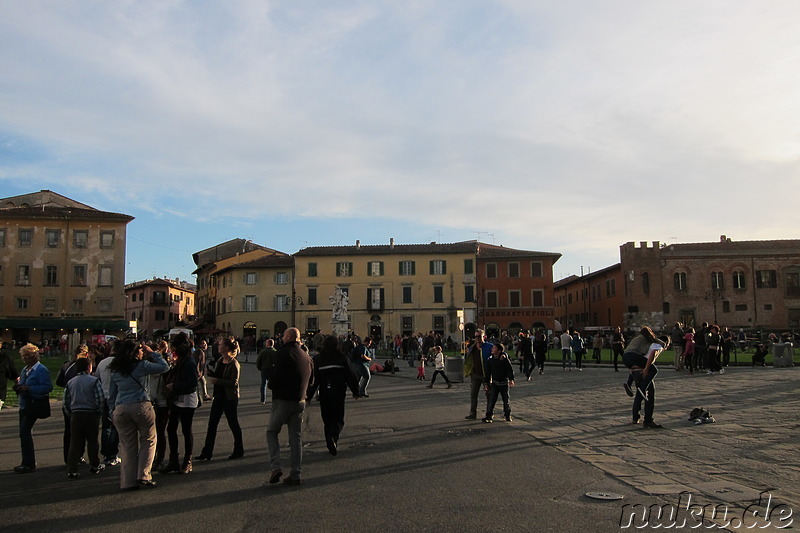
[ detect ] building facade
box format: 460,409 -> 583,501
620,237 -> 800,331
554,264 -> 623,333
0,190 -> 133,345
124,278 -> 196,337
475,243 -> 561,337
293,240 -> 481,342
212,254 -> 294,344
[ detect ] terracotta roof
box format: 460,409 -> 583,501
192,239 -> 285,267
476,242 -> 561,260
294,240 -> 481,257
124,278 -> 196,292
0,205 -> 133,222
215,254 -> 294,273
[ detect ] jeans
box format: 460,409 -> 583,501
101,400 -> 119,461
267,399 -> 306,478
622,353 -> 659,423
562,349 -> 573,369
354,363 -> 371,396
19,412 -> 38,468
260,372 -> 269,403
167,406 -> 196,463
200,396 -> 243,458
67,411 -> 101,472
468,374 -> 486,417
485,383 -> 511,419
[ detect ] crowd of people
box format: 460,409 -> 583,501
1,321 -> 795,486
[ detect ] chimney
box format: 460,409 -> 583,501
390,238 -> 394,249
720,235 -> 727,242
356,240 -> 360,249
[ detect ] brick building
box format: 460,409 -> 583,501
554,263 -> 623,333
619,237 -> 800,332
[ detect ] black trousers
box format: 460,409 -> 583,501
201,396 -> 243,457
319,390 -> 347,443
485,383 -> 511,419
167,406 -> 196,462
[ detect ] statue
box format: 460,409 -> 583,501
329,287 -> 350,323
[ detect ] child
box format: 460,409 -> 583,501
63,357 -> 105,479
482,343 -> 515,423
426,346 -> 452,389
416,353 -> 426,381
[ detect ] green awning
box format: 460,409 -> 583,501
0,317 -> 129,331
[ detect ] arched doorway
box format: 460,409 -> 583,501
508,322 -> 524,337
242,321 -> 257,352
274,321 -> 288,338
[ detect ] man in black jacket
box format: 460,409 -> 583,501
266,327 -> 313,486
482,343 -> 515,423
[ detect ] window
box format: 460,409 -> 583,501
486,263 -> 497,278
674,272 -> 687,291
155,310 -> 166,320
153,291 -> 167,304
307,288 -> 317,305
16,265 -> 30,285
433,286 -> 444,303
308,263 -> 317,277
464,259 -> 473,274
402,315 -> 414,335
46,229 -> 60,247
486,291 -> 498,308
336,262 -> 353,277
402,286 -> 413,303
98,298 -> 112,312
100,230 -> 115,248
73,265 -> 87,286
465,285 -> 475,303
722,301 -> 730,313
508,262 -> 520,278
275,295 -> 288,311
18,228 -> 33,246
244,295 -> 257,311
131,293 -> 137,302
275,272 -> 289,284
43,298 -> 57,311
0,228 -> 5,247
606,279 -> 616,297
642,272 -> 650,294
99,266 -> 113,287
663,302 -> 670,314
72,298 -> 84,313
432,315 -> 445,334
430,260 -> 446,275
785,270 -> 800,297
509,290 -> 521,307
756,270 -> 777,289
368,261 -> 384,276
531,289 -> 544,308
306,316 -> 319,332
45,265 -> 58,286
245,272 -> 258,285
735,304 -> 747,311
764,304 -> 773,311
733,270 -> 746,289
711,271 -> 724,290
399,261 -> 415,276
530,261 -> 543,278
73,230 -> 88,248
16,297 -> 28,311
0,264 -> 3,285
367,288 -> 384,311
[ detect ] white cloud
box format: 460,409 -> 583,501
1,1 -> 799,278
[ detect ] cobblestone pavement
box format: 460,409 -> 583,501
500,362 -> 800,525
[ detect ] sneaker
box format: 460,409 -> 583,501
104,457 -> 122,466
89,464 -> 105,474
504,416 -> 512,422
464,414 -> 477,420
719,368 -> 725,375
68,472 -> 80,480
642,421 -> 663,429
631,418 -> 641,425
623,383 -> 634,397
482,417 -> 493,423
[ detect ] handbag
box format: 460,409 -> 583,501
28,395 -> 51,419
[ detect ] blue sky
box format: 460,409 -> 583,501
2,1 -> 799,284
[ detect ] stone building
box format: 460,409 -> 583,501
0,190 -> 133,345
124,278 -> 196,337
620,237 -> 800,331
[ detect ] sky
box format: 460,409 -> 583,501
1,1 -> 799,284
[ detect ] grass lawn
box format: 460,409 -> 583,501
2,353 -> 66,408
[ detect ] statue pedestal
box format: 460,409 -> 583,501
331,320 -> 349,338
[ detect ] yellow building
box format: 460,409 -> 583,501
213,254 -> 294,346
293,240 -> 479,342
0,190 -> 133,345
124,278 -> 196,337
